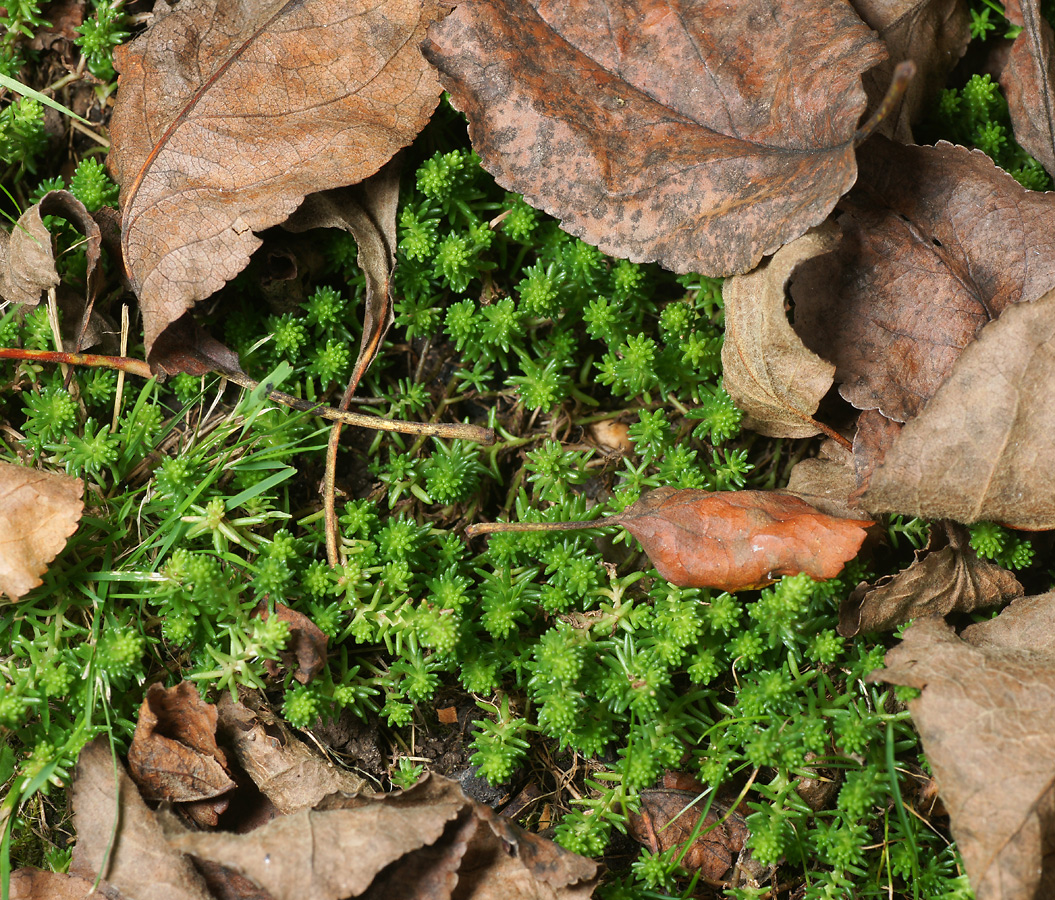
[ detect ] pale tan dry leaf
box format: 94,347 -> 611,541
721,223 -> 839,438
107,0 -> 447,365
785,439 -> 868,520
0,462 -> 83,601
10,868 -> 122,900
870,600 -> 1055,899
70,739 -> 214,900
862,286 -> 1055,528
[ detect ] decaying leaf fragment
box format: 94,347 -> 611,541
616,487 -> 872,590
870,595 -> 1055,899
0,462 -> 84,602
1002,0 -> 1055,177
721,223 -> 839,438
107,0 -> 448,366
424,0 -> 886,276
839,522 -> 1023,636
862,286 -> 1055,528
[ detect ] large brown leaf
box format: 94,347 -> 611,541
792,137 -> 1055,423
423,0 -> 886,277
838,522 -> 1023,636
614,487 -> 872,591
870,598 -> 1055,899
721,223 -> 838,438
861,286 -> 1055,528
0,463 -> 83,601
107,0 -> 447,365
1003,0 -> 1055,177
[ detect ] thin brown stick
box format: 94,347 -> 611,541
854,60 -> 916,147
465,518 -> 609,539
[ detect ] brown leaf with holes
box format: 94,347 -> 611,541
127,682 -> 236,827
861,286 -> 1055,528
627,788 -> 749,882
852,0 -> 970,142
839,522 -> 1023,636
611,487 -> 872,591
721,223 -> 838,438
423,0 -> 885,277
792,136 -> 1055,423
869,596 -> 1055,899
0,462 -> 83,602
107,0 -> 448,368
1003,0 -> 1055,177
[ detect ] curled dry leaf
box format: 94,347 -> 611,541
127,682 -> 235,827
851,0 -> 970,142
616,486 -> 872,591
870,597 -> 1055,899
424,0 -> 885,277
107,0 -> 447,366
792,137 -> 1055,423
838,522 -> 1023,637
1002,0 -> 1055,177
862,286 -> 1055,528
0,462 -> 84,602
721,223 -> 838,438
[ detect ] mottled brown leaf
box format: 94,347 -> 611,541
870,601 -> 1055,899
216,693 -> 367,815
107,0 -> 447,366
792,137 -> 1055,422
627,788 -> 749,882
722,224 -> 838,437
252,601 -> 329,685
839,522 -> 1023,636
852,0 -> 970,142
127,682 -> 235,827
614,487 -> 871,591
862,286 -> 1055,528
0,462 -> 83,601
70,739 -> 214,900
424,0 -> 886,277
1003,0 -> 1055,176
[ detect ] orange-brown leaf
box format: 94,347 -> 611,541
616,487 -> 872,591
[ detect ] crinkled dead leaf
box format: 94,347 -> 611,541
107,0 -> 447,367
792,137 -> 1055,423
721,223 -> 838,438
216,692 -> 367,814
127,682 -> 236,827
71,738 -> 215,900
0,462 -> 83,601
839,522 -> 1023,636
424,0 -> 885,277
1003,0 -> 1055,177
870,597 -> 1055,899
615,487 -> 872,591
862,286 -> 1055,528
851,0 -> 970,142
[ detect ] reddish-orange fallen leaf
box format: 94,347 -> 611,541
0,462 -> 84,601
615,487 -> 872,591
424,0 -> 885,277
107,0 -> 448,367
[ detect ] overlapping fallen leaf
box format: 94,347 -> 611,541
0,461 -> 84,601
424,0 -> 886,277
1003,0 -> 1055,177
870,595 -> 1055,899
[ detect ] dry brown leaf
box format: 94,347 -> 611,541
721,223 -> 839,438
127,682 -> 236,827
614,486 -> 872,591
785,439 -> 868,521
252,601 -> 329,686
10,868 -> 122,900
861,285 -> 1055,528
107,0 -> 447,366
838,522 -> 1023,636
870,600 -> 1055,899
70,738 -> 215,900
216,693 -> 367,814
627,788 -> 749,882
0,462 -> 84,601
424,0 -> 885,277
852,0 -> 970,142
792,137 -> 1055,423
1003,0 -> 1055,176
